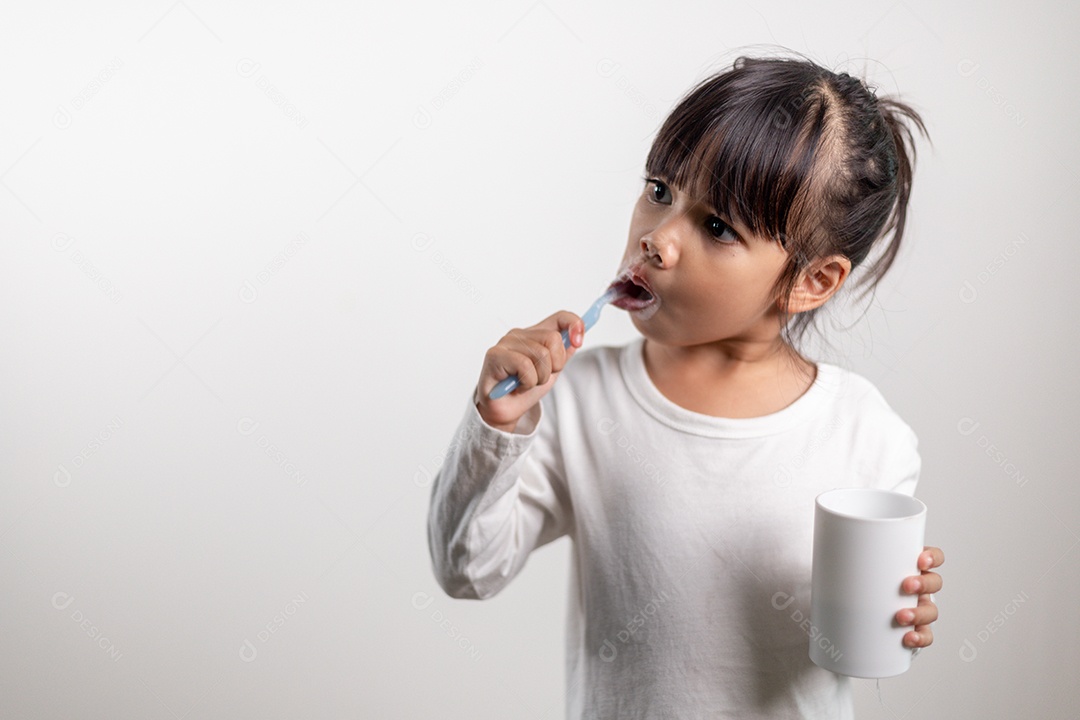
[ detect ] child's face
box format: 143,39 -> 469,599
618,173 -> 791,348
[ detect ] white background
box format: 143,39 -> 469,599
2,1 -> 1076,718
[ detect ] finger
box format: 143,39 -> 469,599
548,311 -> 585,347
500,327 -> 534,364
902,571 -> 942,595
916,595 -> 940,625
520,336 -> 552,387
919,571 -> 943,594
500,328 -> 552,388
501,347 -> 539,392
904,624 -> 934,648
896,594 -> 939,625
538,329 -> 568,376
920,546 -> 945,570
911,596 -> 939,626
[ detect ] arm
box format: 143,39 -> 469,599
426,392 -> 573,600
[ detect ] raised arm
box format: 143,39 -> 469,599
427,392 -> 573,600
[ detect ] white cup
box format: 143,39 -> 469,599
809,488 -> 927,678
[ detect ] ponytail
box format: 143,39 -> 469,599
853,95 -> 931,301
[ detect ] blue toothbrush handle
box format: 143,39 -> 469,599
488,329 -> 574,400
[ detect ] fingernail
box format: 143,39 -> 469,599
910,632 -> 920,644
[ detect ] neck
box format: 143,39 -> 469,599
641,334 -> 818,418
644,333 -> 811,378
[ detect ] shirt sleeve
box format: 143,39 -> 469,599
426,391 -> 573,600
886,422 -> 921,499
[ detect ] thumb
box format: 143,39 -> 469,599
549,311 -> 585,349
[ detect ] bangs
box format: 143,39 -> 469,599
644,62 -> 831,246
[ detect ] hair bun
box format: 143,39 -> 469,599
833,70 -> 881,108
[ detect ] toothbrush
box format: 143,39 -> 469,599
488,286 -> 622,400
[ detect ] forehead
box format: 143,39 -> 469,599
653,163 -> 713,208
678,170 -> 714,204
664,167 -> 756,231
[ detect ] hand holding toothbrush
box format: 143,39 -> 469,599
474,286 -> 624,433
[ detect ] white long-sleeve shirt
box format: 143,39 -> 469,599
427,336 -> 923,719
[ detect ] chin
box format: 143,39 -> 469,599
629,314 -> 666,342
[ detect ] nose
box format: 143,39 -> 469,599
640,221 -> 680,268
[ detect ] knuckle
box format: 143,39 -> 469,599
538,344 -> 554,369
512,354 -> 532,382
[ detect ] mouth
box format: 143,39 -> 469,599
608,267 -> 658,312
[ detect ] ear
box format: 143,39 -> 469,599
781,254 -> 852,314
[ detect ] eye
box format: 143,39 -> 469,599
643,176 -> 672,204
705,215 -> 740,244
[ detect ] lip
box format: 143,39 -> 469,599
608,262 -> 659,311
608,262 -> 654,292
626,264 -> 654,296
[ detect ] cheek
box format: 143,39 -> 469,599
699,260 -> 778,312
623,232 -> 646,264
626,211 -> 645,243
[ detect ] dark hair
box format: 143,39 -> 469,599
644,50 -> 930,350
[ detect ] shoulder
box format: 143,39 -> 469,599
819,363 -> 921,484
823,363 -> 916,437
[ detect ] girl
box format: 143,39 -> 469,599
427,50 -> 945,719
